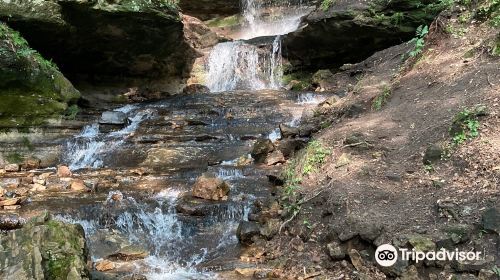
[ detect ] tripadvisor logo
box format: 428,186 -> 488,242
375,244 -> 484,267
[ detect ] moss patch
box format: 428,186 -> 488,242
205,15 -> 240,28
0,22 -> 80,127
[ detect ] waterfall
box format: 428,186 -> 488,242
207,36 -> 282,92
206,0 -> 310,92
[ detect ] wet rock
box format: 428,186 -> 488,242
298,124 -> 317,137
237,221 -> 260,245
0,214 -> 25,230
279,123 -> 299,138
235,267 -> 259,277
70,179 -> 88,192
99,111 -> 129,126
94,260 -> 115,272
4,163 -> 20,172
423,144 -> 443,164
107,245 -> 148,261
57,165 -> 72,177
481,207 -> 500,234
183,84 -> 210,94
326,241 -> 346,260
175,196 -> 216,216
265,150 -> 286,166
0,215 -> 88,279
192,173 -> 229,201
251,139 -> 275,163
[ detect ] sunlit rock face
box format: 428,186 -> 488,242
0,0 -> 196,85
283,0 -> 444,71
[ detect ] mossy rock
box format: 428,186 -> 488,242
0,23 -> 80,127
0,213 -> 89,279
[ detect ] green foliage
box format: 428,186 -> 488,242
281,159 -> 302,216
408,25 -> 429,58
320,0 -> 336,11
6,152 -> 23,164
424,164 -> 434,173
302,140 -> 330,175
492,266 -> 500,277
22,136 -> 34,151
64,104 -> 80,120
424,0 -> 455,14
450,107 -> 482,147
372,85 -> 392,110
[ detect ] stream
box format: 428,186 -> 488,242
38,0 -> 322,278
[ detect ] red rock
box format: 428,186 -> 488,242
57,165 -> 72,177
192,173 -> 229,201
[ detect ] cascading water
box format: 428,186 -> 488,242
206,0 -> 311,92
63,105 -> 155,170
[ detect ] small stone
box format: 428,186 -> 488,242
23,158 -> 41,170
235,268 -> 258,277
259,218 -> 280,239
108,245 -> 148,261
423,144 -> 443,164
57,165 -> 72,177
33,179 -> 46,185
348,249 -> 366,272
385,172 -> 402,182
192,173 -> 229,201
4,164 -> 20,172
95,260 -> 115,271
335,153 -> 350,168
39,172 -> 53,180
265,150 -> 285,165
0,197 -> 21,207
99,111 -> 129,125
326,241 -> 346,260
3,205 -> 21,210
70,179 -> 87,191
251,139 -> 275,163
31,183 -> 47,192
409,235 -> 435,252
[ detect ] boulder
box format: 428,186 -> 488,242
0,215 -> 89,279
283,0 -> 444,71
0,197 -> 21,207
265,150 -> 286,166
236,221 -> 260,245
327,241 -> 346,260
70,179 -> 87,192
251,139 -> 275,163
99,111 -> 129,126
4,164 -> 20,172
279,123 -> 299,138
94,260 -> 115,272
192,173 -> 229,200
57,165 -> 72,177
0,0 -> 195,87
0,23 -> 80,127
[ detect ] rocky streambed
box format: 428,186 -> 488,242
0,90 -> 333,279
